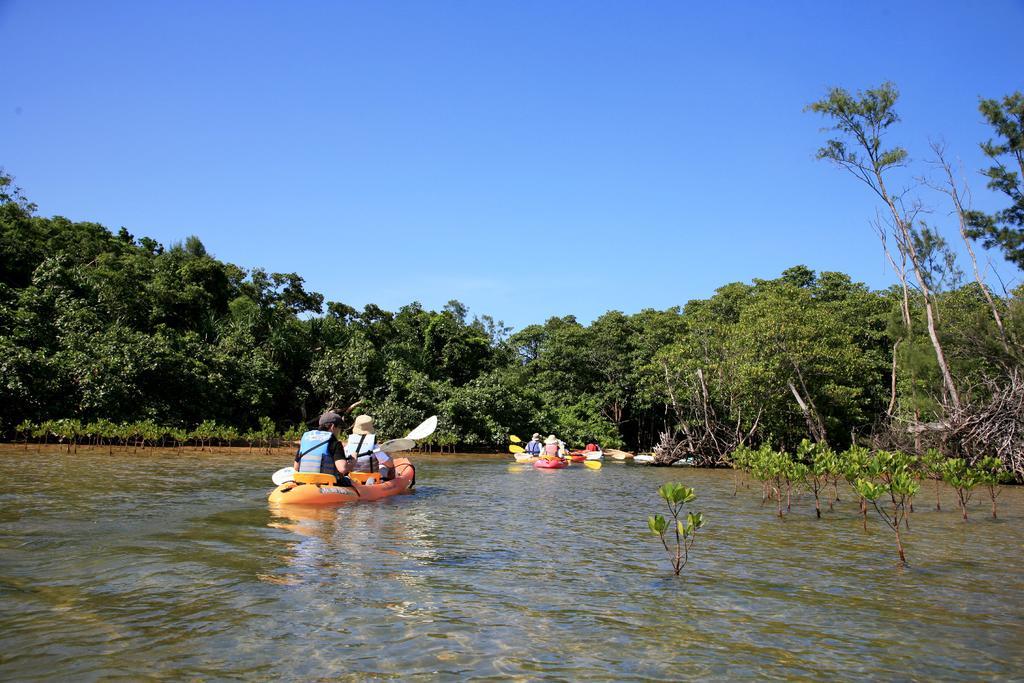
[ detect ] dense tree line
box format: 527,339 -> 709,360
1,89 -> 1020,471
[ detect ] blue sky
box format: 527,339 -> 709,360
3,1 -> 1022,330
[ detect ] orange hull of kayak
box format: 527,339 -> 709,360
268,458 -> 415,505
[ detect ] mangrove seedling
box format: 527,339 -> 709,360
648,482 -> 705,576
940,457 -> 981,521
798,439 -> 834,518
841,445 -> 872,530
976,456 -> 1011,519
855,451 -> 920,566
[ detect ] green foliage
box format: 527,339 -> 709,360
806,82 -> 908,191
648,482 -> 704,576
854,450 -> 919,566
965,92 -> 1024,269
0,168 -> 1019,467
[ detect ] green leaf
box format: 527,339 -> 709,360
648,515 -> 667,535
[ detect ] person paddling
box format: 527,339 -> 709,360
542,434 -> 564,460
525,433 -> 543,457
344,415 -> 396,483
294,411 -> 354,485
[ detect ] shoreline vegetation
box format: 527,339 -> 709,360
2,85 -> 1022,484
0,443 -> 502,457
0,421 -> 474,455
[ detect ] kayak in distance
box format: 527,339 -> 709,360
268,458 -> 416,505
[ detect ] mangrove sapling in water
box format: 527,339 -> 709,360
787,458 -> 809,514
823,446 -> 843,510
855,450 -> 920,566
841,445 -> 872,530
976,456 -> 1011,519
797,439 -> 833,518
746,444 -> 790,516
258,416 -> 277,453
940,457 -> 981,521
16,420 -> 33,450
647,482 -> 705,576
729,446 -> 754,496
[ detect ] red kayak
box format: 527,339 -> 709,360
533,457 -> 568,469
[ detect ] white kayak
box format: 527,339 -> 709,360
634,454 -> 655,464
585,451 -> 603,461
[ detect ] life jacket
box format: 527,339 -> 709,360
526,440 -> 542,455
544,443 -> 560,457
585,443 -> 598,452
297,430 -> 335,474
345,433 -> 382,473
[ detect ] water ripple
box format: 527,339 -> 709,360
1,450 -> 1023,679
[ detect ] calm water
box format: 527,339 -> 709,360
1,448 -> 1022,681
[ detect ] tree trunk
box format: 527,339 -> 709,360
789,381 -> 827,443
932,143 -> 1009,351
876,172 -> 960,410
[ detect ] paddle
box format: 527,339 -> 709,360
378,437 -> 416,453
406,415 -> 438,440
509,444 -> 525,454
272,467 -> 295,486
583,460 -> 602,470
509,435 -> 522,443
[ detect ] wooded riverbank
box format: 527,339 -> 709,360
2,88 -> 1022,475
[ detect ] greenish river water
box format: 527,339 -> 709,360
1,449 -> 1022,680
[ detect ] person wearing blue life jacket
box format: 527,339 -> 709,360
294,411 -> 354,485
344,415 -> 396,482
525,433 -> 542,456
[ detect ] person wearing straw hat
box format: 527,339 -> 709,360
339,414 -> 396,482
542,434 -> 564,460
525,433 -> 543,456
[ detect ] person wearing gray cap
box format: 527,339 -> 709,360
293,411 -> 355,484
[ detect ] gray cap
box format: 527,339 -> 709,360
318,411 -> 345,428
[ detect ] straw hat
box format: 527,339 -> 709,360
352,415 -> 376,435
531,433 -> 541,440
544,434 -> 558,445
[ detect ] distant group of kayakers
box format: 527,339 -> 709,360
523,433 -> 602,460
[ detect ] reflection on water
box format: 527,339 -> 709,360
1,449 -> 1022,679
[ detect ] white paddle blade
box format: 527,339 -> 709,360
405,415 -> 438,440
272,467 -> 295,486
379,438 -> 416,454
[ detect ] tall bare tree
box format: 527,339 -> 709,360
807,82 -> 961,410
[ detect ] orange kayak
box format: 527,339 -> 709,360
268,458 -> 415,505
